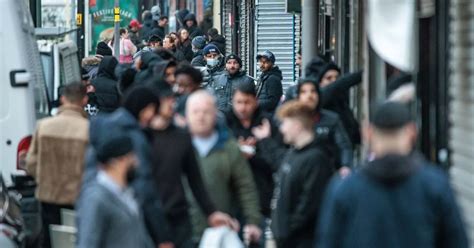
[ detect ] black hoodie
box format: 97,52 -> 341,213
183,13 -> 203,39
256,66 -> 283,113
91,56 -> 120,113
317,152 -> 469,248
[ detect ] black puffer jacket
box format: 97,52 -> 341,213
267,139 -> 333,248
180,39 -> 194,62
256,66 -> 283,113
225,108 -> 277,217
90,56 -> 120,113
315,110 -> 353,169
211,70 -> 254,112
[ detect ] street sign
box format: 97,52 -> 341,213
76,13 -> 82,26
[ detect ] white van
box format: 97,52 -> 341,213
0,0 -> 80,185
0,0 -> 49,185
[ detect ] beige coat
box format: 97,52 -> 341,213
26,105 -> 89,205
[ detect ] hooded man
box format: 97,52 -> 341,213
90,56 -> 120,113
207,28 -> 226,56
255,50 -> 283,114
184,13 -> 203,39
317,102 -> 469,248
211,53 -> 255,112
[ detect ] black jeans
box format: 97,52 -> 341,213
40,202 -> 73,248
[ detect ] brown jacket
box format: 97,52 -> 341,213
26,105 -> 89,205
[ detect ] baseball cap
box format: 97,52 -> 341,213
371,101 -> 413,130
129,19 -> 142,29
256,50 -> 275,63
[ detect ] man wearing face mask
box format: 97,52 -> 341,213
211,53 -> 255,112
200,44 -> 225,87
77,134 -> 155,248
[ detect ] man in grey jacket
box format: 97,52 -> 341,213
77,134 -> 154,248
211,53 -> 255,112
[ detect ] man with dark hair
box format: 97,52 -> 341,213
297,77 -> 353,174
174,64 -> 204,127
77,134 -> 154,248
184,13 -> 203,39
154,47 -> 177,62
317,102 -> 469,248
252,100 -> 333,248
255,50 -> 283,114
211,53 -> 255,112
225,81 -> 277,240
26,82 -> 89,248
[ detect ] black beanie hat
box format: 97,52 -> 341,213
97,134 -> 134,164
225,53 -> 242,67
122,86 -> 160,119
96,41 -> 113,56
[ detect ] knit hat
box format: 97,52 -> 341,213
122,86 -> 160,119
192,36 -> 207,50
371,102 -> 413,130
148,34 -> 162,43
256,50 -> 275,63
96,134 -> 134,164
225,53 -> 242,66
96,41 -> 112,56
203,44 -> 221,56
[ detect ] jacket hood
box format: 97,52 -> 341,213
97,56 -> 118,80
153,60 -> 174,78
304,56 -> 341,83
264,66 -> 283,80
184,13 -> 197,23
82,55 -> 102,67
362,152 -> 422,185
140,52 -> 162,70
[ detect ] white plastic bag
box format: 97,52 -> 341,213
199,226 -> 244,248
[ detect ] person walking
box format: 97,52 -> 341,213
76,134 -> 154,248
90,56 -> 120,113
26,83 -> 89,248
252,100 -> 333,248
255,50 -> 283,114
186,90 -> 263,245
178,28 -> 194,62
316,102 -> 469,248
191,36 -> 207,67
211,53 -> 255,112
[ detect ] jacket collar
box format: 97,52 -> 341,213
362,152 -> 423,185
58,105 -> 88,118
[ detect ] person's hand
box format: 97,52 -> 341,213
238,137 -> 257,159
338,166 -> 351,178
151,116 -> 170,130
243,224 -> 262,244
251,119 -> 272,140
158,242 -> 174,248
173,114 -> 187,128
208,211 -> 233,227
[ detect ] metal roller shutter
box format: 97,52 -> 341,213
449,0 -> 474,242
254,0 -> 300,90
239,0 -> 251,74
222,0 -> 233,55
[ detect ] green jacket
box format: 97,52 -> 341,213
187,125 -> 262,240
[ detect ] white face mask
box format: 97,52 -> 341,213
207,58 -> 219,67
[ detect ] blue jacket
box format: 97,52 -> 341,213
316,153 -> 469,248
80,108 -> 169,244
